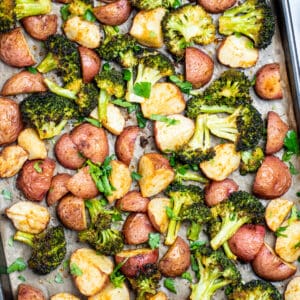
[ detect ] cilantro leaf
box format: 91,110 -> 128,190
133,82 -> 151,98
7,258 -> 27,274
70,263 -> 83,276
169,75 -> 192,94
131,171 -> 142,181
148,233 -> 160,249
164,278 -> 177,293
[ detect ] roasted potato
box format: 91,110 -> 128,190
138,153 -> 175,197
147,292 -> 168,300
47,173 -> 71,206
88,282 -> 130,300
0,145 -> 28,178
70,248 -> 114,296
115,248 -> 159,277
0,97 -> 23,146
285,277 -> 300,300
200,143 -> 241,181
217,35 -> 259,68
255,63 -> 283,100
141,83 -> 185,118
116,191 -> 149,213
252,243 -> 296,281
159,237 -> 190,277
17,158 -> 56,201
17,284 -> 45,300
115,126 -> 140,166
197,0 -> 236,13
123,213 -> 156,245
253,156 -> 292,199
265,111 -> 289,155
154,114 -> 195,152
147,197 -> 170,233
93,0 -> 131,26
130,7 -> 166,48
185,47 -> 214,88
21,15 -> 58,41
50,294 -> 80,300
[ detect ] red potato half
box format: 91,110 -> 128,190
116,191 -> 149,213
197,0 -> 236,13
47,173 -> 71,206
17,284 -> 45,300
185,47 -> 214,88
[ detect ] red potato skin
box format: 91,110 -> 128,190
47,173 -> 71,206
54,133 -> 86,170
116,191 -> 150,212
253,156 -> 292,199
197,0 -> 237,13
228,224 -> 265,262
79,47 -> 101,84
17,284 -> 45,300
0,97 -> 23,146
204,178 -> 238,207
17,158 -> 56,201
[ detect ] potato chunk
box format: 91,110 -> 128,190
50,294 -> 80,300
17,284 -> 45,300
88,282 -> 130,300
147,197 -> 170,233
285,277 -> 300,300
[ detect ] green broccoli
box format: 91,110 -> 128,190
219,0 -> 275,49
186,70 -> 253,118
190,245 -> 241,300
68,0 -> 93,16
20,92 -> 78,139
240,146 -> 264,175
0,0 -> 51,33
227,279 -> 282,300
13,226 -> 66,275
173,164 -> 209,184
132,0 -> 180,10
162,4 -> 216,57
209,191 -> 265,250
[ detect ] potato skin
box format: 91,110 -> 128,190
17,158 -> 56,201
17,284 -> 45,300
147,197 -> 170,233
253,156 -> 292,199
0,97 -> 23,146
47,173 -> 71,206
159,237 -> 190,277
228,224 -> 265,262
204,178 -> 239,207
197,0 -> 236,13
116,191 -> 149,212
123,213 -> 156,245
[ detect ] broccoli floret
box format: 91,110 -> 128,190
68,0 -> 93,16
190,245 -> 241,300
162,4 -> 216,57
227,279 -> 282,300
132,0 -> 180,10
13,226 -> 66,275
0,0 -> 51,33
186,70 -> 253,118
209,191 -> 265,250
174,164 -> 209,184
164,182 -> 205,245
20,92 -> 78,139
219,0 -> 275,49
240,146 -> 264,175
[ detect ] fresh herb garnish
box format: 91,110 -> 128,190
181,271 -> 193,282
83,9 -> 96,22
27,66 -> 37,74
133,82 -> 151,99
131,171 -> 142,181
54,273 -> 64,284
164,278 -> 177,293
190,240 -> 206,251
109,259 -> 128,288
169,75 -> 193,94
150,114 -> 180,126
60,4 -> 70,21
8,236 -> 14,247
275,226 -> 288,237
18,275 -> 26,282
6,258 -> 27,274
33,161 -> 43,173
70,263 -> 83,276
1,189 -> 12,201
123,69 -> 132,81
148,233 -> 160,249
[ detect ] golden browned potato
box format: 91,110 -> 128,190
265,111 -> 288,155
47,173 -> 71,206
50,293 -> 80,300
147,292 -> 168,300
251,243 -> 296,281
79,46 -> 101,84
285,277 -> 300,300
107,160 -> 132,203
88,282 -> 130,300
253,156 -> 292,199
255,63 -> 283,100
1,71 -> 47,96
70,248 -> 114,296
138,153 -> 175,197
217,35 -> 259,68
115,126 -> 140,166
17,158 -> 56,201
197,0 -> 236,13
6,201 -> 50,234
18,128 -> 47,160
185,47 -> 214,88
70,123 -> 109,164
159,237 -> 190,277
0,28 -> 35,67
116,191 -> 149,212
57,195 -> 87,231
265,198 -> 293,232
141,83 -> 185,118
21,15 -> 58,41
115,248 -> 159,277
0,97 -> 23,146
0,145 -> 28,178
130,7 -> 167,48
93,0 -> 131,26
147,197 -> 170,233
123,213 -> 156,245
154,114 -> 195,152
17,284 -> 45,300
67,166 -> 99,199
200,143 -> 241,181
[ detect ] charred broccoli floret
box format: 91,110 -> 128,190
209,191 -> 265,250
68,0 -> 93,16
132,0 -> 180,10
219,0 -> 275,49
227,279 -> 282,300
162,4 -> 216,57
240,146 -> 264,175
186,70 -> 253,118
20,92 -> 78,139
190,245 -> 241,300
13,226 -> 66,275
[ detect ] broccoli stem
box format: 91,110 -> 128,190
85,198 -> 103,224
15,0 -> 52,20
188,115 -> 210,150
98,89 -> 110,123
101,174 -> 113,196
187,222 -> 201,241
44,79 -> 77,100
222,241 -> 237,260
14,231 -> 34,248
39,119 -> 68,139
175,169 -> 208,183
37,53 -> 58,74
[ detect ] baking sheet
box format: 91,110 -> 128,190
1,1 -> 300,299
